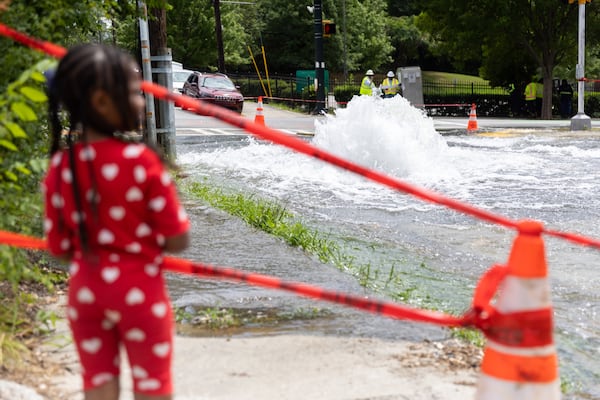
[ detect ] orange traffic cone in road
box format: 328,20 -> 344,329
254,96 -> 265,126
467,103 -> 478,132
475,220 -> 560,400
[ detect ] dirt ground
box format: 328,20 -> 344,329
1,292 -> 483,400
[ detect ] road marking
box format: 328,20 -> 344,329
177,128 -> 313,137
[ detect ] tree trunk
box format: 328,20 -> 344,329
148,6 -> 176,159
149,7 -> 167,56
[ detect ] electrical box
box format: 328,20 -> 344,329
397,66 -> 424,108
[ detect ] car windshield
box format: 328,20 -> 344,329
203,77 -> 236,90
173,71 -> 192,83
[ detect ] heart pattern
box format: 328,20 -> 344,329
152,342 -> 170,358
91,372 -> 113,386
125,242 -> 142,254
61,169 -> 72,183
178,207 -> 188,222
138,379 -> 161,391
123,144 -> 144,159
98,229 -> 115,244
43,218 -> 52,234
126,187 -> 143,202
132,365 -> 148,379
101,267 -> 120,284
148,197 -> 166,212
135,223 -> 151,238
109,206 -> 125,221
51,193 -> 64,208
69,262 -> 79,275
81,337 -> 102,354
51,152 -> 63,167
45,137 -> 188,392
71,211 -> 82,224
144,264 -> 159,277
79,146 -> 96,161
101,164 -> 119,181
67,307 -> 78,321
160,171 -> 172,186
60,238 -> 70,251
125,287 -> 145,305
77,287 -> 95,304
134,165 -> 147,183
125,328 -> 146,342
151,302 -> 167,318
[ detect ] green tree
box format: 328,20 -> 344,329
417,0 -> 588,119
0,0 -> 126,89
166,0 -> 251,71
385,15 -> 433,71
344,0 -> 392,73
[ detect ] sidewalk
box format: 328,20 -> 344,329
39,297 -> 480,400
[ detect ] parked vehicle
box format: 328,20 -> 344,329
182,72 -> 244,113
172,69 -> 194,94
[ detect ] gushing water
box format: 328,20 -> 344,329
176,95 -> 600,398
313,95 -> 457,182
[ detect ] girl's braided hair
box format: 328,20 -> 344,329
46,43 -> 143,253
47,43 -> 140,154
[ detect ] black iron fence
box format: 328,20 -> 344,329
227,73 -> 600,118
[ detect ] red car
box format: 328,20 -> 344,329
181,72 -> 244,113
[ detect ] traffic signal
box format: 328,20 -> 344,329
323,20 -> 336,38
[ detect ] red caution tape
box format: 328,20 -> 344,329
0,229 -> 468,328
0,26 -> 598,345
3,23 -> 600,251
468,263 -> 554,348
0,229 -> 558,347
0,23 -> 66,58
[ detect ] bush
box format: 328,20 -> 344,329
334,86 -> 360,105
0,59 -> 55,286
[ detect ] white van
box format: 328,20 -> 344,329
172,69 -> 194,94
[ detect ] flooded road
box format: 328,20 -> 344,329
171,96 -> 600,398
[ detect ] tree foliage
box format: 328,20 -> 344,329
417,0 -> 597,118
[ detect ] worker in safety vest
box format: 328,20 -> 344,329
524,79 -> 537,117
360,69 -> 376,96
380,70 -> 400,98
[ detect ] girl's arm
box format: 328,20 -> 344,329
164,231 -> 190,253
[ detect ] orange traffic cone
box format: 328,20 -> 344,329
254,96 -> 265,126
467,103 -> 478,132
475,220 -> 560,399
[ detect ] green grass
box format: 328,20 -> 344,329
182,179 -> 433,302
422,71 -> 489,84
184,180 -> 353,266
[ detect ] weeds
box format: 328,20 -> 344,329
175,305 -> 332,332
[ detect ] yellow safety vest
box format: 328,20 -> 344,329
360,76 -> 374,95
535,82 -> 543,99
524,82 -> 536,101
381,78 -> 399,95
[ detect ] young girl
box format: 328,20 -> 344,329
42,43 -> 190,400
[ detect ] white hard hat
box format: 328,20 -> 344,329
366,69 -> 374,76
387,71 -> 394,78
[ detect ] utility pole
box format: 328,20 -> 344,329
214,0 -> 226,72
137,1 -> 157,146
312,0 -> 326,114
571,0 -> 592,131
148,4 -> 176,159
342,0 -> 348,81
